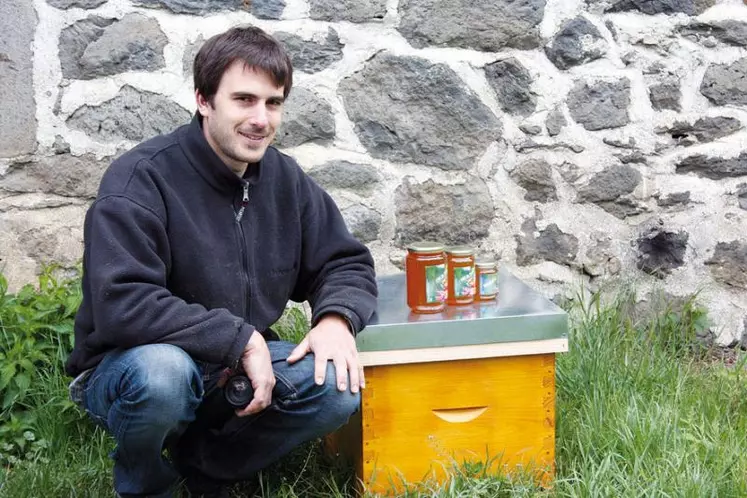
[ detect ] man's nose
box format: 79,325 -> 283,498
248,104 -> 269,128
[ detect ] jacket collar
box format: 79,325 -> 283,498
178,113 -> 262,192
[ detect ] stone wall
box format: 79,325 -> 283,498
1,0 -> 747,344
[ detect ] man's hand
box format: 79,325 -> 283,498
286,314 -> 363,393
236,331 -> 275,417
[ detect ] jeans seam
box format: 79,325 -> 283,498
273,370 -> 299,401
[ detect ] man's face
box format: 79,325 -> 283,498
196,61 -> 285,175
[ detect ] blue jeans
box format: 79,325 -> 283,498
82,341 -> 360,497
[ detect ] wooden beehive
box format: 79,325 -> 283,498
327,270 -> 568,495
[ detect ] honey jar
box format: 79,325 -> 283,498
405,242 -> 447,314
475,258 -> 498,301
445,246 -> 475,305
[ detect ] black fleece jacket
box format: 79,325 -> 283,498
65,115 -> 378,377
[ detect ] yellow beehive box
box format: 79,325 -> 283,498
327,269 -> 568,495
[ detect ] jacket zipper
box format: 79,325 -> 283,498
235,182 -> 249,223
235,181 -> 251,319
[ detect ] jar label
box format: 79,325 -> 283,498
424,264 -> 446,303
479,272 -> 498,296
453,266 -> 475,298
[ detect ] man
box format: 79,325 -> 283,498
65,25 -> 378,498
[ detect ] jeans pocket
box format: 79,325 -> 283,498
81,372 -> 109,430
272,370 -> 299,404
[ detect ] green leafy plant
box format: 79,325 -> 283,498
0,266 -> 82,465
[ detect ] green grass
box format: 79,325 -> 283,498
1,279 -> 746,497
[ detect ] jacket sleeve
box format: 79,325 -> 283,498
82,194 -> 252,367
292,176 -> 378,334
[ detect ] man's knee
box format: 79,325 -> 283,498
317,362 -> 361,428
119,344 -> 203,422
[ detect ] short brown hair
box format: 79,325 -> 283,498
193,26 -> 293,104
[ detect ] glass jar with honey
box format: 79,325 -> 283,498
475,258 -> 498,301
445,246 -> 475,305
405,242 -> 447,314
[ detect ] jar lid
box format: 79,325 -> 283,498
445,245 -> 474,256
475,258 -> 497,269
407,241 -> 445,253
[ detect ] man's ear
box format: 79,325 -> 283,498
195,89 -> 210,116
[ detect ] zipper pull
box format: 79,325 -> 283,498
235,182 -> 250,223
241,182 -> 249,207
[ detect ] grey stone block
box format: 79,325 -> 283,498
0,0 -> 37,156
398,0 -> 546,51
706,241 -> 747,290
545,16 -> 607,70
274,88 -> 335,148
339,53 -> 502,170
394,177 -> 493,246
516,218 -> 578,266
308,0 -> 386,22
66,85 -> 191,142
568,79 -> 631,131
701,58 -> 747,106
485,58 -> 537,117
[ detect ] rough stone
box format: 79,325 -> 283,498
605,20 -> 618,40
485,58 -> 537,117
604,0 -> 716,15
274,88 -> 335,148
59,17 -> 115,80
584,236 -> 622,277
679,21 -> 747,47
0,153 -> 110,199
649,81 -> 682,111
705,241 -> 747,289
657,191 -> 691,207
559,162 -> 582,183
274,29 -> 344,74
636,227 -> 688,278
604,137 -> 636,149
510,159 -> 558,203
52,136 -> 71,155
64,14 -> 167,80
47,0 -> 107,8
655,117 -> 742,146
737,184 -> 747,210
545,16 -> 607,70
577,164 -> 641,203
597,197 -> 648,219
341,204 -> 381,243
515,218 -> 579,266
568,79 -> 631,131
618,151 -> 648,164
308,161 -> 381,195
546,108 -> 567,136
675,152 -> 747,180
339,53 -> 502,170
0,205 -> 88,286
514,140 -> 584,154
182,36 -> 204,79
394,177 -> 494,246
519,124 -> 542,136
632,289 -> 702,329
66,85 -> 191,143
701,58 -> 747,107
134,0 -> 285,18
398,0 -> 546,51
248,0 -> 285,18
0,1 -> 37,156
308,0 -> 386,22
